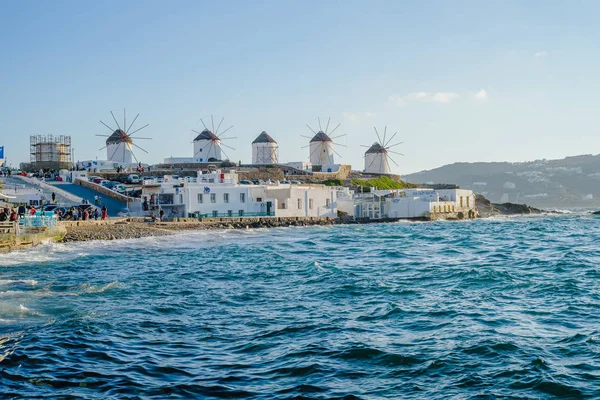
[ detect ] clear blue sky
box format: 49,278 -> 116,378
2,0 -> 599,174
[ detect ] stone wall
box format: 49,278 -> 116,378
75,179 -> 140,203
0,226 -> 67,253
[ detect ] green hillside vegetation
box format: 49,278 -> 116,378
351,176 -> 417,190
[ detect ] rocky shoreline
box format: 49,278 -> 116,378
60,219 -> 338,242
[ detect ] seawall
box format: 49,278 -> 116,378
0,226 -> 67,254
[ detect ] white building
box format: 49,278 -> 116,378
106,130 -> 134,164
309,131 -> 335,166
193,129 -> 222,162
364,143 -> 391,174
252,131 -> 278,164
141,170 -> 340,219
354,188 -> 477,219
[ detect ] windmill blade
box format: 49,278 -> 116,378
302,144 -> 311,149
221,143 -> 236,151
331,147 -> 343,159
308,143 -> 322,161
373,127 -> 383,144
388,150 -> 404,156
130,148 -> 139,164
217,125 -> 233,137
328,123 -> 341,136
194,140 -> 215,157
218,137 -> 237,140
367,153 -> 378,169
330,134 -> 346,140
332,142 -> 347,147
96,134 -> 111,137
128,124 -> 149,136
215,117 -> 224,135
98,145 -> 108,151
200,118 -> 208,130
132,143 -> 149,154
108,142 -> 122,161
325,117 -> 331,134
306,124 -> 317,135
220,146 -> 232,161
129,137 -> 152,140
100,120 -> 115,132
192,129 -> 204,135
388,155 -> 399,167
360,145 -> 371,148
318,117 -> 322,131
126,113 -> 140,133
386,142 -> 404,149
384,132 -> 398,147
110,111 -> 122,130
123,108 -> 126,132
382,126 -> 387,146
301,135 -> 314,140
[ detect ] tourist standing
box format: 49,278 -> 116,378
17,204 -> 25,218
159,209 -> 165,221
101,205 -> 107,220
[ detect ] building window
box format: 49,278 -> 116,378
212,211 -> 218,217
239,210 -> 244,216
460,197 -> 463,207
257,197 -> 262,202
279,202 -> 286,209
198,193 -> 203,203
309,199 -> 313,209
240,193 -> 245,203
224,193 -> 229,203
211,193 -> 216,203
297,199 -> 302,209
326,198 -> 331,207
227,210 -> 232,217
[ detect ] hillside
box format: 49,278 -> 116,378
404,154 -> 600,209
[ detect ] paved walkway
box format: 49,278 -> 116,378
48,182 -> 126,216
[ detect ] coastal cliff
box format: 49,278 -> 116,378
475,194 -> 544,218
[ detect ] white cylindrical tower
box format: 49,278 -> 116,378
252,131 -> 278,164
309,131 -> 334,166
364,143 -> 390,174
106,129 -> 133,164
193,129 -> 222,162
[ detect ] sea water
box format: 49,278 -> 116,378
0,214 -> 599,398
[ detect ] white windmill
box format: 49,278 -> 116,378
97,109 -> 151,164
302,118 -> 346,166
252,131 -> 278,164
192,116 -> 236,162
362,126 -> 403,174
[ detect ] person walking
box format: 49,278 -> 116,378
101,205 -> 107,220
94,208 -> 99,220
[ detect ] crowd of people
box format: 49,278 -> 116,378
0,203 -> 108,222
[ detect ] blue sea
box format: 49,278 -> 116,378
1,214 -> 599,399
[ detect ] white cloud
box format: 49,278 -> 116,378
473,89 -> 488,101
389,92 -> 460,106
342,111 -> 376,121
534,51 -> 548,58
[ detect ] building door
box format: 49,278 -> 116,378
266,201 -> 272,215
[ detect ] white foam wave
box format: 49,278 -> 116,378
0,279 -> 37,286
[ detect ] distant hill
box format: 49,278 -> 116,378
404,154 -> 600,209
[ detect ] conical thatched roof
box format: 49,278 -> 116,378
193,129 -> 220,141
365,142 -> 388,154
252,131 -> 276,144
106,129 -> 133,145
310,131 -> 332,143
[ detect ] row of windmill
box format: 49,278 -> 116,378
96,111 -> 403,174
